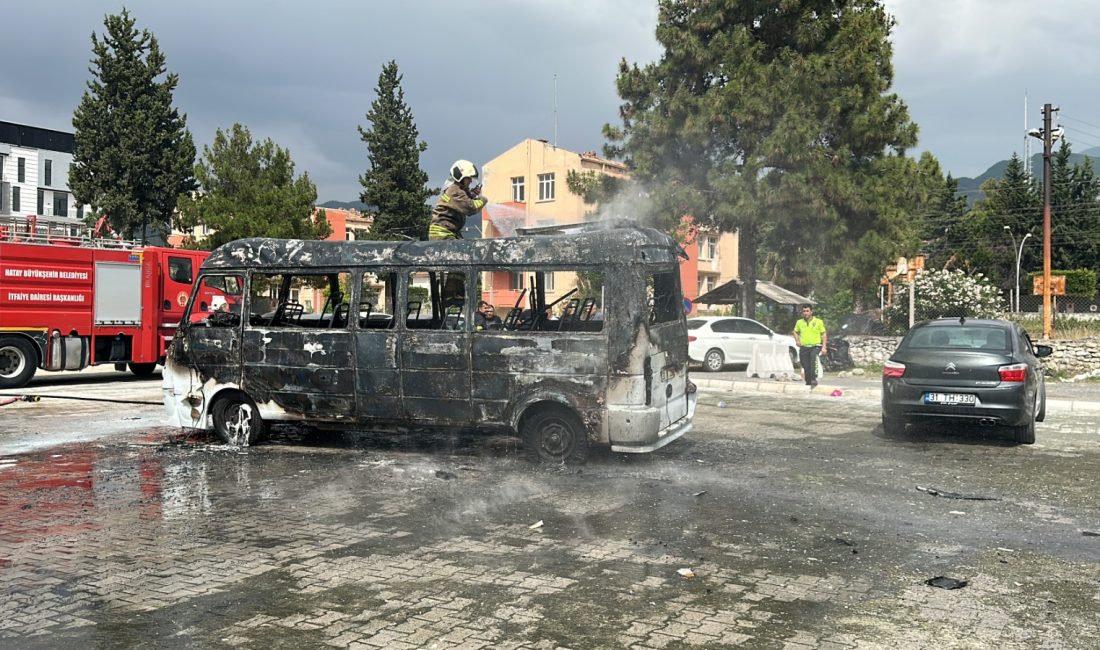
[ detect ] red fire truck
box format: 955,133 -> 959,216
0,215 -> 212,389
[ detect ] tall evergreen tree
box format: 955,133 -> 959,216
1049,141 -> 1100,273
176,123 -> 330,250
968,153 -> 1040,287
605,0 -> 919,314
71,9 -> 196,241
358,60 -> 434,241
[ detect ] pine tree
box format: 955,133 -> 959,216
71,8 -> 196,241
176,123 -> 330,250
1049,141 -> 1100,273
605,0 -> 919,314
358,61 -> 434,241
969,153 -> 1040,287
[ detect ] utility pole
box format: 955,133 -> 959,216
1041,104 -> 1054,339
1029,104 -> 1057,339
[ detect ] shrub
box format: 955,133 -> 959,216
887,269 -> 1005,328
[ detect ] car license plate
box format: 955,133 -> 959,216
924,392 -> 976,405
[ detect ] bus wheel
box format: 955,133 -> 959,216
213,394 -> 265,446
128,362 -> 158,378
522,407 -> 588,465
0,337 -> 37,389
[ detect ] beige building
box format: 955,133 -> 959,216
480,139 -> 738,312
481,138 -> 629,233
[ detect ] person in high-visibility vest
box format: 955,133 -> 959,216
793,304 -> 827,388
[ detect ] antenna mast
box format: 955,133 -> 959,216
553,73 -> 558,148
1024,92 -> 1032,179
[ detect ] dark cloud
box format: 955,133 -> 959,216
1,0 -> 659,202
8,1 -> 1092,202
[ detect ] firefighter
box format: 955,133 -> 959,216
429,160 -> 486,303
428,159 -> 486,241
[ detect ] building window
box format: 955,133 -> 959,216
53,193 -> 68,217
510,272 -> 525,291
707,237 -> 717,260
511,176 -> 525,202
697,239 -> 706,259
12,187 -> 20,212
17,157 -> 25,183
38,189 -> 44,214
0,155 -> 5,180
45,159 -> 52,186
537,173 -> 555,201
77,204 -> 83,219
544,272 -> 555,292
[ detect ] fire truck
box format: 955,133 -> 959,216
0,214 -> 212,389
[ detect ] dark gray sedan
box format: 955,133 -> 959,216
881,318 -> 1052,443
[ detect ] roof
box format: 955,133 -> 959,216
694,279 -> 815,306
203,224 -> 682,271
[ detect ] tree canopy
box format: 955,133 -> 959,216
70,8 -> 196,241
605,0 -> 925,313
358,60 -> 435,241
176,123 -> 329,250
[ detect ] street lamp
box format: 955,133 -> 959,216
1004,226 -> 1033,313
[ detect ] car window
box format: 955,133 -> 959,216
741,320 -> 772,335
906,326 -> 1009,351
711,319 -> 739,333
686,319 -> 706,330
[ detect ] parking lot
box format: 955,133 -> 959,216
1,372 -> 1099,649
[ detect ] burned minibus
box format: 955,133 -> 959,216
162,223 -> 695,463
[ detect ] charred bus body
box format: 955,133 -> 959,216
162,224 -> 695,463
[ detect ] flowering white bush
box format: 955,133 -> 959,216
887,269 -> 1005,325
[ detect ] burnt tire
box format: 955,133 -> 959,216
881,414 -> 905,437
703,348 -> 724,372
212,394 -> 265,446
128,362 -> 158,378
0,337 -> 37,389
522,407 -> 589,465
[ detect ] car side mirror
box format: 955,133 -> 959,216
1035,344 -> 1053,358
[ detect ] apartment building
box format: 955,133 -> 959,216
0,121 -> 88,226
479,138 -> 738,312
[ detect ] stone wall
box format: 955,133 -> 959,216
845,335 -> 1100,376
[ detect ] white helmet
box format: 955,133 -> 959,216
450,159 -> 478,184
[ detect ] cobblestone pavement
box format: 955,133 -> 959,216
1,383 -> 1099,649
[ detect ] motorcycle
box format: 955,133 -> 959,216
821,323 -> 854,372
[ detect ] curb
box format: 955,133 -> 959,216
693,377 -> 1100,414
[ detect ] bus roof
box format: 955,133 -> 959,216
202,224 -> 683,271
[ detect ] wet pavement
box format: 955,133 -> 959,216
2,371 -> 1100,648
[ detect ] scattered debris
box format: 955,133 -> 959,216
833,537 -> 855,547
916,486 -> 999,501
717,400 -> 727,408
1082,530 -> 1100,537
949,510 -> 966,515
830,389 -> 844,397
925,576 -> 968,590
434,470 -> 457,480
529,520 -> 544,530
676,568 -> 695,579
692,491 -> 707,497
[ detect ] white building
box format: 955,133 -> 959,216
0,121 -> 88,225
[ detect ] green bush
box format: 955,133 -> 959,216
1026,269 -> 1097,297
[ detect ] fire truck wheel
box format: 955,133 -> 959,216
212,394 -> 265,446
522,406 -> 588,465
0,337 -> 38,390
128,362 -> 158,378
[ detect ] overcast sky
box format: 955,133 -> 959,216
4,1 -> 1099,202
